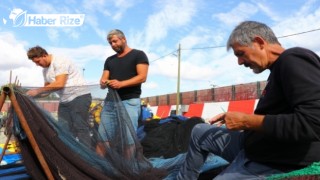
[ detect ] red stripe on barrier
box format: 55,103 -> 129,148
183,103 -> 204,117
156,105 -> 171,118
227,99 -> 256,114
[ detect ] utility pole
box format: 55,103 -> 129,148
176,44 -> 181,115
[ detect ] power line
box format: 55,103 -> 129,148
182,45 -> 225,50
151,27 -> 320,62
277,27 -> 320,38
150,49 -> 178,62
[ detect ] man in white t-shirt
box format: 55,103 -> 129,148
26,45 -> 92,146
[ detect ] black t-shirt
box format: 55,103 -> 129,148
104,49 -> 149,100
245,47 -> 320,169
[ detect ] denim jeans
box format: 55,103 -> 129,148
176,123 -> 284,180
214,150 -> 283,180
98,98 -> 141,144
122,98 -> 141,131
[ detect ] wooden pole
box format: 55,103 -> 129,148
0,89 -> 6,113
0,130 -> 12,163
9,71 -> 12,84
0,91 -> 15,163
14,76 -> 18,85
0,92 -> 9,163
4,86 -> 54,180
176,44 -> 181,115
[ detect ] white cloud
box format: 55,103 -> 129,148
0,32 -> 28,70
149,56 -> 177,77
272,3 -> 320,52
144,0 -> 197,46
213,2 -> 258,26
297,0 -> 318,16
30,0 -> 57,13
0,32 -> 43,87
2,0 -> 320,97
0,31 -> 112,87
114,0 -> 320,96
46,28 -> 59,43
49,44 -> 111,67
82,0 -> 108,12
112,0 -> 136,21
143,81 -> 159,89
80,0 -> 136,39
255,2 -> 281,21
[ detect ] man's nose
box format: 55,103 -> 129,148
238,57 -> 245,65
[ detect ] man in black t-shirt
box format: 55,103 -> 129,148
96,29 -> 149,156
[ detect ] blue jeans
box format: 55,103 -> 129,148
214,150 -> 283,180
176,123 -> 284,180
122,98 -> 141,131
98,98 -> 141,143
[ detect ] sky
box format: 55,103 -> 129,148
1,0 -> 320,98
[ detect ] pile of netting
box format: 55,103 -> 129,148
267,162 -> 320,180
5,85 -> 167,180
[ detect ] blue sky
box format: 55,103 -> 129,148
1,0 -> 320,98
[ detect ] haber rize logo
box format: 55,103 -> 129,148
4,8 -> 85,27
9,8 -> 27,27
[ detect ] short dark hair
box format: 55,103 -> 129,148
27,46 -> 48,60
107,29 -> 125,40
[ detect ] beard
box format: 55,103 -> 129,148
252,66 -> 265,74
113,45 -> 124,54
253,68 -> 262,74
245,63 -> 263,74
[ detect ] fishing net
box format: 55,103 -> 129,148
0,84 -> 257,180
267,162 -> 320,180
3,84 -> 319,180
2,84 -> 167,180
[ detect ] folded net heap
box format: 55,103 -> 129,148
2,85 -> 167,180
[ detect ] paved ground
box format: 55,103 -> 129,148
0,127 -> 8,144
0,127 -> 16,148
0,114 -> 16,145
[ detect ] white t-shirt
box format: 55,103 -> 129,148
42,55 -> 90,102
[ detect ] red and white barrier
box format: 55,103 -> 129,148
151,99 -> 260,121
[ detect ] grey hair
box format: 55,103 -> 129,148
226,21 -> 280,51
107,29 -> 125,40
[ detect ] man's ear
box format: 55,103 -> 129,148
253,36 -> 265,49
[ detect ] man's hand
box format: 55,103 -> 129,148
26,89 -> 40,97
209,113 -> 226,126
209,112 -> 264,131
100,80 -> 109,89
107,80 -> 123,89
